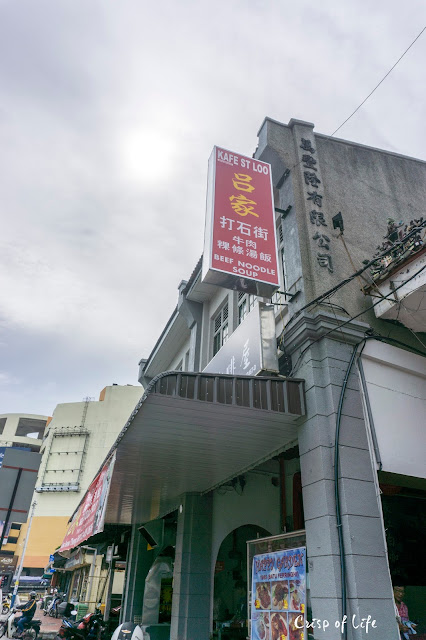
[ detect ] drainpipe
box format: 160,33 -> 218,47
81,546 -> 98,607
279,456 -> 287,532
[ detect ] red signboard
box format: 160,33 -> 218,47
59,454 -> 115,552
202,147 -> 279,297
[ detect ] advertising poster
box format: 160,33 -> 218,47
59,452 -> 116,552
251,547 -> 306,640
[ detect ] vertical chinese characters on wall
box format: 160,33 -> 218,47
300,138 -> 333,274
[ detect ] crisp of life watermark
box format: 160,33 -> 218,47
295,614 -> 378,633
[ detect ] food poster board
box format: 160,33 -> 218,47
251,547 -> 306,640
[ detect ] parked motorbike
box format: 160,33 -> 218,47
110,622 -> 143,640
55,608 -> 105,640
0,607 -> 41,640
44,593 -> 63,618
56,602 -> 74,619
1,596 -> 11,616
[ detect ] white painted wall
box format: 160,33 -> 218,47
0,413 -> 47,450
360,341 -> 426,479
170,341 -> 191,371
211,471 -> 280,567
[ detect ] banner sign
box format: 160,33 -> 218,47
0,554 -> 18,570
251,547 -> 306,640
202,146 -> 280,297
203,302 -> 278,376
59,453 -> 116,552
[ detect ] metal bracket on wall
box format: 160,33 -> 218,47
274,289 -> 300,302
275,205 -> 292,219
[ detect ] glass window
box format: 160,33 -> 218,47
238,292 -> 256,325
272,221 -> 287,305
213,302 -> 229,356
15,418 -> 47,439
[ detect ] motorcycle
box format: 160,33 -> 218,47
0,608 -> 41,640
56,602 -> 74,619
55,608 -> 105,640
44,593 -> 63,618
1,596 -> 11,616
110,622 -> 143,640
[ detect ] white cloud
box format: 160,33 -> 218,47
0,0 -> 425,413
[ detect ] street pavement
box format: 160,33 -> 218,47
34,606 -> 62,638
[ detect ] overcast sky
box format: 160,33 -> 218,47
1,0 -> 425,416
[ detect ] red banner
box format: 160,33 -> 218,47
202,147 -> 279,296
59,454 -> 115,552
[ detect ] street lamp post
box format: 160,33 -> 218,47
11,500 -> 37,607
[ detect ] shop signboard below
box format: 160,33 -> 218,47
203,302 -> 278,377
64,549 -> 84,570
202,146 -> 280,298
251,546 -> 306,640
0,554 -> 18,571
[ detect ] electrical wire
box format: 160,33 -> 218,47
318,300 -> 350,316
290,263 -> 426,375
284,220 -> 425,332
334,326 -> 425,636
330,26 -> 426,137
369,333 -> 426,358
284,25 -> 426,181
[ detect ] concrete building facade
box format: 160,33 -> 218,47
0,414 -> 48,583
0,413 -> 47,452
14,385 -> 143,575
67,118 -> 425,640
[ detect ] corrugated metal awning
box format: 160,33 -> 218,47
105,371 -> 305,525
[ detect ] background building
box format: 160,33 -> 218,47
0,413 -> 48,586
0,413 -> 47,452
12,385 -> 143,578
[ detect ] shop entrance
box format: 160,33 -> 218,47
381,478 -> 426,636
213,524 -> 270,639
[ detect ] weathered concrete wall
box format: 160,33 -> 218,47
316,131 -> 426,316
256,117 -> 426,352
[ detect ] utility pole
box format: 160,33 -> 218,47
11,500 -> 37,607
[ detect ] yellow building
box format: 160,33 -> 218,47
12,385 -> 143,575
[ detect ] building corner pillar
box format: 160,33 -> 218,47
121,523 -> 153,623
285,312 -> 399,639
170,493 -> 213,640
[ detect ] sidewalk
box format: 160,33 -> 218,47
34,606 -> 62,639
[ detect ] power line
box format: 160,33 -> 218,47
290,263 -> 426,375
283,219 -> 426,329
330,25 -> 426,137
286,25 -> 426,177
